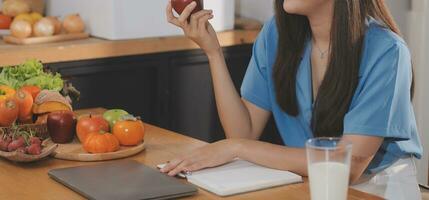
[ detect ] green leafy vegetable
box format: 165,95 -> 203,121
0,59 -> 63,91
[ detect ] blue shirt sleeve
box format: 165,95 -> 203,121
343,41 -> 413,140
240,20 -> 273,111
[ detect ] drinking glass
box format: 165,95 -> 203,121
306,137 -> 353,200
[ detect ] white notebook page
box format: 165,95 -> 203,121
160,159 -> 303,196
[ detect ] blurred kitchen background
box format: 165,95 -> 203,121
0,0 -> 427,187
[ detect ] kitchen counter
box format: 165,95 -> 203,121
0,30 -> 259,67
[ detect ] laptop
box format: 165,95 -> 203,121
48,160 -> 197,200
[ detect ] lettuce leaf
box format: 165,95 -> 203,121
23,73 -> 63,91
0,59 -> 64,91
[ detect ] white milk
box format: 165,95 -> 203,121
308,162 -> 350,200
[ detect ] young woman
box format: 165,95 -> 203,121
163,0 -> 423,199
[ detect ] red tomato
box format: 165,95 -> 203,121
0,98 -> 19,127
0,14 -> 12,29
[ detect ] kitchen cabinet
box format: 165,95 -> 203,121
47,44 -> 282,144
47,54 -> 166,127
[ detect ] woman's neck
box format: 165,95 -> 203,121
307,3 -> 334,49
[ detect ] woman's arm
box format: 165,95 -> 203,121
206,47 -> 271,140
234,135 -> 383,183
161,134 -> 383,184
343,135 -> 383,183
166,1 -> 270,139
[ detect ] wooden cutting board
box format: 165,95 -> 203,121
48,138 -> 145,162
48,108 -> 145,162
3,33 -> 89,45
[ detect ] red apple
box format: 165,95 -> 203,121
76,115 -> 109,143
47,111 -> 76,144
171,0 -> 203,16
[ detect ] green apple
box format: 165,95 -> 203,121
103,109 -> 129,128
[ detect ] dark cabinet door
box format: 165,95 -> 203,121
168,51 -> 218,141
47,55 -> 167,127
167,45 -> 282,144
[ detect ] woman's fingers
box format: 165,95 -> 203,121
160,141 -> 235,176
160,158 -> 183,173
177,1 -> 197,24
198,13 -> 214,33
168,159 -> 192,176
190,10 -> 213,30
166,0 -> 181,26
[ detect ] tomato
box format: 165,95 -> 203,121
83,132 -> 120,154
113,118 -> 145,146
76,115 -> 110,143
15,89 -> 33,123
20,85 -> 41,100
0,98 -> 19,127
0,85 -> 16,101
0,14 -> 12,29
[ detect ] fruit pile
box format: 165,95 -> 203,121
0,60 -> 79,157
0,59 -> 79,127
0,125 -> 43,155
77,109 -> 145,154
0,0 -> 85,38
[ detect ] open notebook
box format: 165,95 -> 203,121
158,159 -> 303,196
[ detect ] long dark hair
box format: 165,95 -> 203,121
273,0 -> 405,137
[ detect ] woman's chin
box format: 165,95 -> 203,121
283,3 -> 304,15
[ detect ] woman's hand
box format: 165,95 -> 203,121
166,0 -> 221,56
160,139 -> 240,176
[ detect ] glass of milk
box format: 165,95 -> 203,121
306,137 -> 352,200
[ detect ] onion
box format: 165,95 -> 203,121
33,18 -> 55,37
30,12 -> 43,24
10,19 -> 32,38
46,16 -> 62,35
2,0 -> 31,17
63,14 -> 85,34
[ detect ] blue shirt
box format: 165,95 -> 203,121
240,17 -> 423,174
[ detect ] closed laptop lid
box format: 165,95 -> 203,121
48,160 -> 197,200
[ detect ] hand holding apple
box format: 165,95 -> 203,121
167,0 -> 220,57
171,0 -> 203,16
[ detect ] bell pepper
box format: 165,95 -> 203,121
0,85 -> 16,101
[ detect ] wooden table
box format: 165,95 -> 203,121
0,108 -> 382,200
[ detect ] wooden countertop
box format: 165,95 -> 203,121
0,30 -> 259,67
0,108 -> 382,200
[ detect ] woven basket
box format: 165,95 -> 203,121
0,123 -> 49,139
